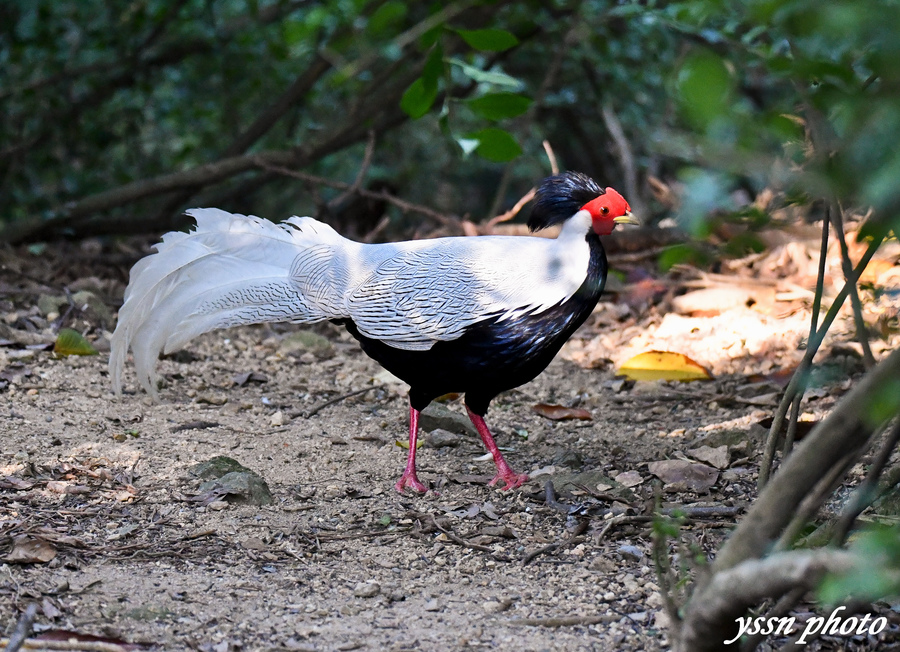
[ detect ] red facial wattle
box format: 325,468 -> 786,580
581,187 -> 632,235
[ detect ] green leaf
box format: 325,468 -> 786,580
819,525 -> 900,603
467,128 -> 522,162
862,378 -> 900,428
54,328 -> 98,356
467,92 -> 532,120
367,1 -> 407,36
421,44 -> 444,93
448,58 -> 522,88
400,45 -> 444,119
657,243 -> 713,272
456,28 -> 518,52
401,78 -> 437,119
675,49 -> 734,130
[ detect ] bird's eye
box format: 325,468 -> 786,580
600,206 -> 609,215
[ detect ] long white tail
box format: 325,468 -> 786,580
110,208 -> 349,398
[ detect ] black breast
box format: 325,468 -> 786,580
340,232 -> 608,415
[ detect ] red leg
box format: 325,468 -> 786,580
394,402 -> 428,493
466,406 -> 529,490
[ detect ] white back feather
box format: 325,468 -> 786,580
110,208 -> 594,397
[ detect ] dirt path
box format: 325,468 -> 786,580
4,232 -> 897,651
0,317 -> 772,651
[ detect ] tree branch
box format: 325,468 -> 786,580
256,161 -> 463,229
676,549 -> 856,652
717,346 -> 900,575
831,418 -> 900,545
223,55 -> 333,158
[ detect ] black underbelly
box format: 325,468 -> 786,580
340,280 -> 605,414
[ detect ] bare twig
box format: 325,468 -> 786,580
542,140 -> 560,175
829,201 -> 876,368
317,527 -> 411,542
759,233 -> 885,487
652,511 -> 685,632
596,514 -> 652,542
4,603 -> 37,652
509,614 -> 617,627
522,519 -> 589,565
486,188 -> 537,230
832,418 -> 900,545
482,141 -> 557,231
0,638 -> 132,652
738,587 -> 807,652
257,161 -> 463,229
601,103 -> 645,216
782,214 -> 824,458
329,130 -> 377,209
543,480 -> 569,514
414,512 -> 510,560
781,386 -> 804,460
295,385 -> 385,419
224,55 -> 333,159
663,505 -> 745,519
773,450 -> 861,552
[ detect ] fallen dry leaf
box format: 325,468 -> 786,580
532,404 -> 592,421
687,445 -> 730,469
614,470 -> 644,487
0,476 -> 34,490
648,459 -> 718,493
618,351 -> 712,382
4,535 -> 57,564
45,481 -> 91,494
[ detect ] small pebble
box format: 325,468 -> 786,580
617,544 -> 644,561
353,582 -> 381,598
270,410 -> 285,427
425,428 -> 461,448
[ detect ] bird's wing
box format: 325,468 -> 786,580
346,236 -> 589,350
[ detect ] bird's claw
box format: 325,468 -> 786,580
488,471 -> 529,490
394,472 -> 428,493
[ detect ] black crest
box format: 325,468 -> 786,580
527,171 -> 604,232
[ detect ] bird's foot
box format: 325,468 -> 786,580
488,470 -> 530,490
394,472 -> 428,493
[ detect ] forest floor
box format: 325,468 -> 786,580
1,226 -> 899,651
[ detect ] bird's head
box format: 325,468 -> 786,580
528,171 -> 638,236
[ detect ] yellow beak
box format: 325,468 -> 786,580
614,211 -> 640,226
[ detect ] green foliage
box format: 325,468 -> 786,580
465,128 -> 522,163
862,379 -> 900,428
455,28 -> 519,52
819,525 -> 900,603
2,0 -> 899,238
658,0 -> 900,236
467,93 -> 532,120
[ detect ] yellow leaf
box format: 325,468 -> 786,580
617,351 -> 712,382
395,438 -> 424,450
54,328 -> 98,356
